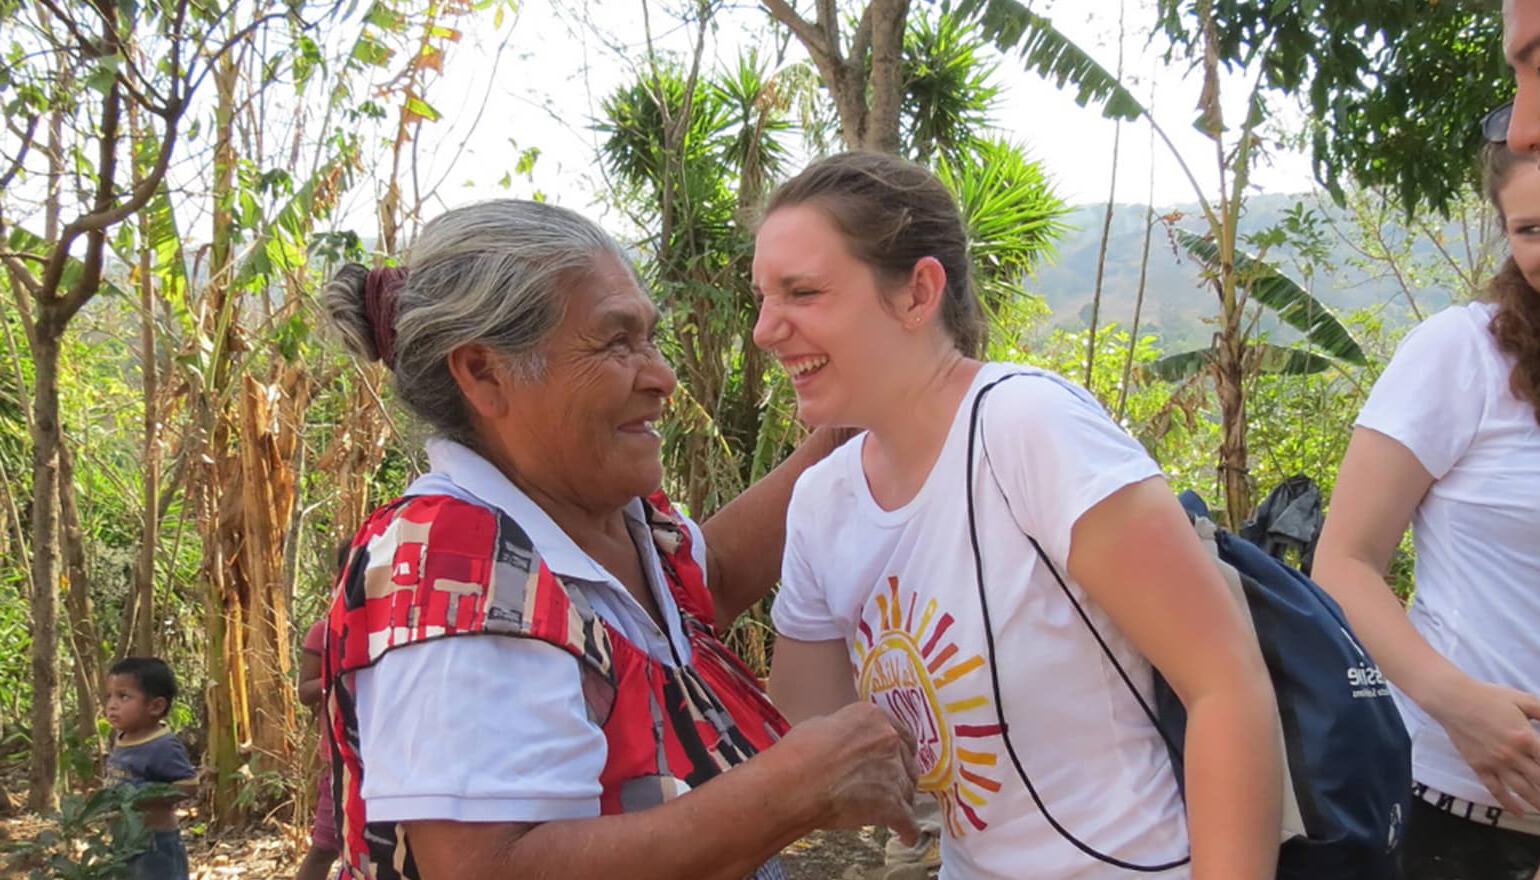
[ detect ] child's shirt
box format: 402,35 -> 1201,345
106,725 -> 196,789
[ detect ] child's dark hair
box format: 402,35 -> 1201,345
109,656 -> 178,709
763,151 -> 986,358
1481,143 -> 1540,425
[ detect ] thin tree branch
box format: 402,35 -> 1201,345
815,0 -> 838,56
34,0 -> 101,55
185,12 -> 293,99
760,0 -> 833,67
0,117 -> 40,191
849,2 -> 875,65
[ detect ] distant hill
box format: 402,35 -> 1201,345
1027,193 -> 1490,350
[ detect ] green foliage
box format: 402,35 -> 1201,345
1149,342 -> 1338,383
598,47 -> 811,517
6,783 -> 181,879
902,9 -> 1001,163
996,321 -> 1223,497
1170,226 -> 1367,364
937,137 -> 1070,311
0,572 -> 30,722
953,0 -> 1145,120
1155,0 -> 1506,216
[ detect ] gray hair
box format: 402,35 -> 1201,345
322,199 -> 632,443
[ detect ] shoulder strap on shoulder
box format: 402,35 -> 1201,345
967,373 -> 1190,873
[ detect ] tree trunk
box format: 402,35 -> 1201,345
201,44 -> 246,824
57,444 -> 103,764
26,329 -> 61,812
1085,118 -> 1121,392
1215,312 -> 1250,529
863,0 -> 908,154
129,98 -> 160,658
1115,111 -> 1157,422
232,371 -> 300,781
763,0 -> 910,154
1115,203 -> 1155,422
201,483 -> 243,821
1088,0 -> 1128,394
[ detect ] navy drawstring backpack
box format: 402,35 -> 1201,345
966,371 -> 1411,877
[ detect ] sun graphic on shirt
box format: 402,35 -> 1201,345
852,576 -> 1004,837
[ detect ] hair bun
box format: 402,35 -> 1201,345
321,262 -> 383,363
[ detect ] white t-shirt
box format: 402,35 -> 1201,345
774,363 -> 1190,879
350,438 -> 709,823
1355,302 -> 1540,806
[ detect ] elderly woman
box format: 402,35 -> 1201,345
318,200 -> 919,880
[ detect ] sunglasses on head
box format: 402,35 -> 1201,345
1483,100 -> 1514,144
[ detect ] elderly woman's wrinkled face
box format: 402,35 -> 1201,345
491,252 -> 676,508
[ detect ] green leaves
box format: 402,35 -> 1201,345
402,93 -> 440,123
233,155 -> 354,292
936,137 -> 1069,309
6,227 -> 129,300
1172,227 -> 1367,364
903,8 -> 1000,162
1149,342 -> 1336,382
84,53 -> 124,95
350,33 -> 394,67
1155,0 -> 1505,216
952,0 -> 1145,121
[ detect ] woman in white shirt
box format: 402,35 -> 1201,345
1314,142 -> 1540,879
754,152 -> 1281,879
317,199 -> 922,880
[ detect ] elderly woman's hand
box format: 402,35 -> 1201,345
778,701 -> 923,845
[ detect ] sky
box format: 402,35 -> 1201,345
329,0 -> 1323,235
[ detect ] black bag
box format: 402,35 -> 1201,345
966,372 -> 1411,877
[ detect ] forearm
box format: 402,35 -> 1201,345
702,427 -> 850,628
413,744 -> 823,880
298,678 -> 323,707
1312,554 -> 1464,710
1181,688 -> 1282,880
768,636 -> 859,725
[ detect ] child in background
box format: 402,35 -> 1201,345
104,656 -> 197,880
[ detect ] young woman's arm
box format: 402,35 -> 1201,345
1315,427 -> 1540,813
403,701 -> 919,880
701,428 -> 854,632
768,636 -> 860,725
1068,476 -> 1281,880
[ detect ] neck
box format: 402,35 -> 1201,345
474,439 -> 631,549
860,349 -> 979,503
118,722 -> 163,743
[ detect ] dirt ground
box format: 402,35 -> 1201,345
0,785 -> 929,879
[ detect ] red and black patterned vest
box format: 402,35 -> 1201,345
322,491 -> 789,879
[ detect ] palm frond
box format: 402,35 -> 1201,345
952,0 -> 1144,120
1171,228 -> 1367,365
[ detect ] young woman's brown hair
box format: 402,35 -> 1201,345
1481,145 -> 1540,424
764,151 -> 987,358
